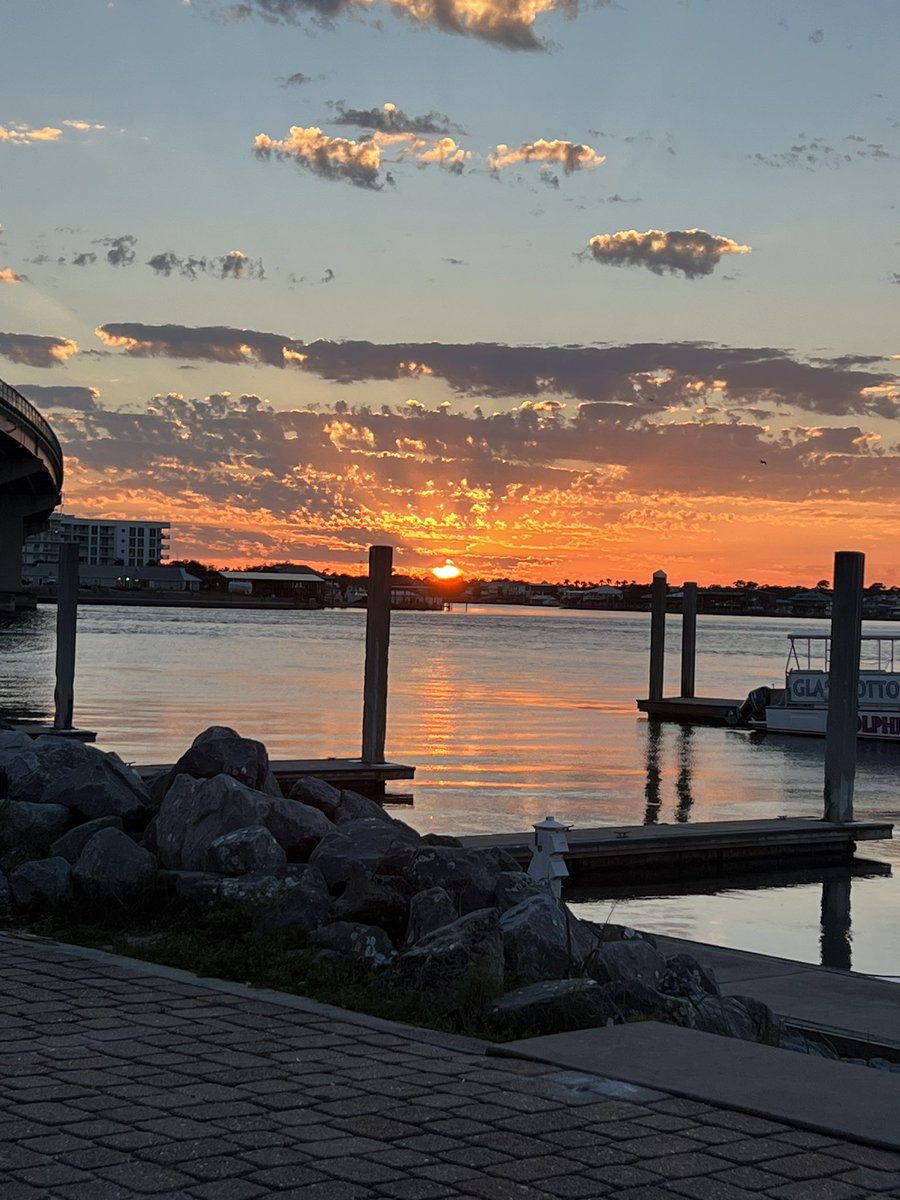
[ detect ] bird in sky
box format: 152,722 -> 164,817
760,459 -> 768,465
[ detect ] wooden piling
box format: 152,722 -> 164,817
649,570 -> 667,701
824,550 -> 864,824
361,544 -> 393,764
681,581 -> 697,699
53,542 -> 79,731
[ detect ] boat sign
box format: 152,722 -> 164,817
787,670 -> 900,706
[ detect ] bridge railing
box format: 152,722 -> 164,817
0,377 -> 64,489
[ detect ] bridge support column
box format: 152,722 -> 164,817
0,508 -> 27,593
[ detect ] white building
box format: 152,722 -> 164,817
22,515 -> 170,572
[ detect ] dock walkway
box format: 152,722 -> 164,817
460,816 -> 893,884
136,757 -> 415,801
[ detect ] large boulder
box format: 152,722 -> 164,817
72,829 -> 158,900
51,816 -> 123,864
405,846 -> 503,914
405,886 -> 458,945
207,826 -> 286,876
493,871 -> 551,913
392,908 -> 504,998
10,856 -> 73,907
162,726 -> 282,797
0,872 -> 11,910
312,921 -> 396,967
308,818 -> 420,892
288,776 -> 343,821
252,865 -> 334,934
334,789 -> 393,824
500,894 -> 597,983
588,938 -> 668,990
0,798 -> 71,855
333,863 -> 413,941
658,953 -> 720,1001
484,979 -> 620,1038
38,744 -> 153,826
155,775 -> 269,870
261,797 -> 332,861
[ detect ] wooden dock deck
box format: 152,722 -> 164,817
136,757 -> 415,801
636,696 -> 742,725
459,817 -> 893,885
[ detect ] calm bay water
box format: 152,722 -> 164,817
2,603 -> 898,975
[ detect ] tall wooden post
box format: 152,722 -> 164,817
681,581 -> 697,699
824,551 -> 864,824
53,542 -> 79,731
648,570 -> 667,701
361,545 -> 393,764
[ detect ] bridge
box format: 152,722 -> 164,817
0,377 -> 63,609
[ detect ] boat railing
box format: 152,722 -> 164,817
786,633 -> 900,675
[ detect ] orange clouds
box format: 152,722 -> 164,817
489,138 -> 605,173
0,268 -> 22,283
0,123 -> 62,144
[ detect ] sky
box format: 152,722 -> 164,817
2,0 -> 899,585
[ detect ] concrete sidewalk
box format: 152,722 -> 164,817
2,932 -> 900,1199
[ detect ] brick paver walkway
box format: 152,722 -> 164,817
2,933 -> 899,1199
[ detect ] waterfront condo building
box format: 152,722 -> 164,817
22,515 -> 170,572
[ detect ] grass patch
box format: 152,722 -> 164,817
7,888 -> 509,1040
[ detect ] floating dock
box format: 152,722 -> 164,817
136,757 -> 415,802
459,817 -> 893,885
636,696 -> 741,725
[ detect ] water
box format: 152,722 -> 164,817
2,604 -> 898,975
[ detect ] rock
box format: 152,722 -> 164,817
0,798 -> 72,855
334,789 -> 392,824
217,871 -> 299,903
732,995 -> 787,1046
493,871 -> 552,913
163,726 -> 281,796
405,886 -> 458,945
658,953 -> 720,1001
252,865 -> 334,934
691,995 -> 761,1042
50,816 -> 123,864
207,826 -> 286,876
10,856 -> 73,906
484,979 -> 619,1038
261,797 -> 331,861
392,908 -> 504,998
155,774 -> 269,870
420,832 -> 464,848
39,745 -> 153,826
288,776 -> 343,821
501,893 -> 593,983
72,829 -> 158,900
312,921 -> 396,966
157,869 -> 224,902
333,864 -> 413,941
405,846 -> 502,914
0,871 -> 11,910
610,979 -> 697,1028
308,819 -> 420,892
588,939 -> 668,990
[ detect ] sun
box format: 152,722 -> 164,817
432,559 -> 462,581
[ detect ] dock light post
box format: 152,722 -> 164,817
824,550 -> 864,824
527,816 -> 572,899
361,544 -> 393,764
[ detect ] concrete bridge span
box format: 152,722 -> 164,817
0,377 -> 63,604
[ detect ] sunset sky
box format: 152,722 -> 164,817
2,0 -> 899,585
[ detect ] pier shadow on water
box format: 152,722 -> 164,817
642,721 -> 695,826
